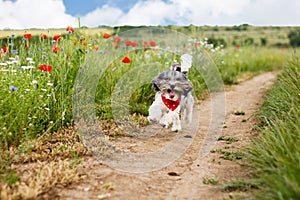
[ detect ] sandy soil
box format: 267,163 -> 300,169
55,71 -> 277,200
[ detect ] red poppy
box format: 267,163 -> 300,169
52,46 -> 60,53
24,33 -> 31,40
41,34 -> 48,39
124,40 -> 138,47
1,46 -> 7,53
149,41 -> 156,47
124,40 -> 133,46
39,64 -> 52,72
114,45 -> 120,49
66,26 -> 75,33
131,41 -> 138,47
103,33 -> 110,39
143,41 -> 147,48
53,34 -> 62,41
25,45 -> 29,49
92,46 -> 99,51
194,41 -> 201,46
113,37 -> 121,42
122,56 -> 131,63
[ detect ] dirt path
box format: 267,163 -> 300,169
57,71 -> 277,200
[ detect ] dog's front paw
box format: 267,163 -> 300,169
171,124 -> 182,132
147,116 -> 155,123
159,119 -> 169,128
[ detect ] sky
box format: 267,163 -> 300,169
0,0 -> 299,29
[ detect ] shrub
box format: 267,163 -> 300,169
288,29 -> 300,47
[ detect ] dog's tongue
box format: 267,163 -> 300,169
169,91 -> 175,97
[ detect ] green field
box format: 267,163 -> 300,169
0,25 -> 299,199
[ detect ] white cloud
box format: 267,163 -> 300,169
80,5 -> 124,27
0,0 -> 299,29
0,0 -> 77,29
116,0 -> 174,26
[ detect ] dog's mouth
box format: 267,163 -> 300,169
167,89 -> 176,99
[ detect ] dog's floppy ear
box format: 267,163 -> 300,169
151,71 -> 167,91
183,80 -> 194,95
151,73 -> 162,91
152,77 -> 160,91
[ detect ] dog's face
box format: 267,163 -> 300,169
152,70 -> 193,101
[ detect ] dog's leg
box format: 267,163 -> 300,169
159,112 -> 171,128
170,110 -> 182,132
148,103 -> 163,123
182,93 -> 194,124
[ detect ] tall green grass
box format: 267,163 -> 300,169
245,53 -> 300,199
0,27 -> 293,150
219,47 -> 290,84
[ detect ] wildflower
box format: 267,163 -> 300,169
23,33 -> 32,40
122,56 -> 131,63
42,55 -> 48,59
92,46 -> 99,51
1,46 -> 8,53
103,33 -> 110,39
41,34 -> 48,39
12,50 -> 18,55
31,80 -> 38,84
38,64 -> 52,72
0,63 -> 8,66
25,45 -> 29,49
9,86 -> 18,91
11,34 -> 15,37
113,37 -> 121,42
21,66 -> 34,70
149,41 -> 156,47
53,34 -> 62,41
66,26 -> 75,33
143,41 -> 147,48
124,40 -> 132,46
44,107 -> 50,111
52,46 -> 60,53
124,40 -> 137,47
131,41 -> 138,47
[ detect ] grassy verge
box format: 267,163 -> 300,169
244,52 -> 300,199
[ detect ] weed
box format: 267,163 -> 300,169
202,177 -> 219,185
217,136 -> 239,144
233,110 -> 245,115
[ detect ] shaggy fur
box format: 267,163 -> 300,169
148,70 -> 194,132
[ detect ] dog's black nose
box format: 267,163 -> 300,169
170,83 -> 175,89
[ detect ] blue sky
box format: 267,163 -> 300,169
0,0 -> 299,29
63,0 -> 152,16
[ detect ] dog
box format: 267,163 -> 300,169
148,54 -> 194,132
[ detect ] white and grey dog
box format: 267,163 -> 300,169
148,54 -> 194,132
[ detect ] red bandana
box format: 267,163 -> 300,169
161,94 -> 181,111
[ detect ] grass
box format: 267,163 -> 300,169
0,25 -> 296,198
244,53 -> 300,199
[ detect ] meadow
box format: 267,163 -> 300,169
0,24 -> 299,199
